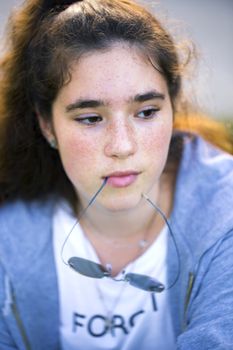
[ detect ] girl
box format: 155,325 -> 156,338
0,0 -> 233,349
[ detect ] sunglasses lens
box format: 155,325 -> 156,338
68,256 -> 109,278
125,272 -> 165,292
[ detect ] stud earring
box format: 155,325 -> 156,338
49,139 -> 58,149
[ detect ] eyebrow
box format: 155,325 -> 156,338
133,91 -> 165,103
65,90 -> 165,112
66,99 -> 105,112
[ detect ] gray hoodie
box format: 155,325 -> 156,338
1,135 -> 233,349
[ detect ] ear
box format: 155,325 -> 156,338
37,112 -> 55,144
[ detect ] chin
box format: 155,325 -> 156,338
100,192 -> 143,213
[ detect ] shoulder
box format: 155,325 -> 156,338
0,199 -> 60,348
0,196 -> 54,215
175,134 -> 233,213
0,198 -> 55,275
173,134 -> 233,258
180,134 -> 233,180
0,198 -> 55,239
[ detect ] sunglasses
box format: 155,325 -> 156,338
68,256 -> 165,292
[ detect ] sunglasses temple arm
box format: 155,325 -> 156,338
142,193 -> 181,290
60,177 -> 108,266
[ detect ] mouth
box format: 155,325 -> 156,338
103,170 -> 140,188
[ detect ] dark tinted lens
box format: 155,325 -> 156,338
68,257 -> 110,278
125,272 -> 165,292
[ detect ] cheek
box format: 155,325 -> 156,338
58,133 -> 98,179
142,120 -> 172,156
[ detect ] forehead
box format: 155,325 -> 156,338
57,43 -> 169,104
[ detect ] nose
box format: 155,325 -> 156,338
104,118 -> 137,159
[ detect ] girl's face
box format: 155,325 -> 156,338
41,43 -> 173,211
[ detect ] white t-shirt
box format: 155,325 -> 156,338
53,201 -> 176,350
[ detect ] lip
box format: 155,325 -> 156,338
104,170 -> 140,188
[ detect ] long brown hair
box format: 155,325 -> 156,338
0,0 -> 231,205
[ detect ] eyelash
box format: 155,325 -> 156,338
75,107 -> 160,125
137,107 -> 160,119
75,115 -> 102,125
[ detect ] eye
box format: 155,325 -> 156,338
75,115 -> 103,125
137,107 -> 160,120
